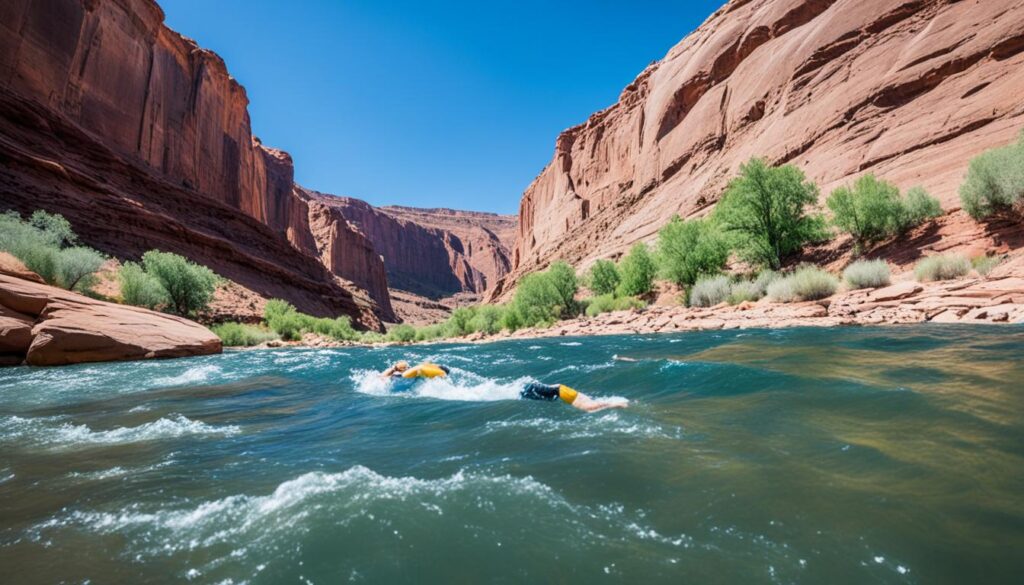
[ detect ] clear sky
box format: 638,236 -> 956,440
160,0 -> 725,214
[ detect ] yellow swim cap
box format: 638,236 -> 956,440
558,385 -> 578,404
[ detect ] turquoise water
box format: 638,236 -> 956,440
1,325 -> 1023,584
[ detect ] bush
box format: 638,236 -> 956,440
584,294 -> 645,317
546,261 -> 579,318
310,316 -> 358,341
972,255 -> 1001,277
901,187 -> 943,229
469,305 -> 505,335
915,255 -> 970,282
960,131 -> 1024,219
212,322 -> 278,347
141,250 -> 218,316
827,174 -> 904,248
446,306 -> 479,337
843,259 -> 891,289
586,259 -> 620,296
768,267 -> 838,302
656,215 -> 729,285
501,306 -> 525,332
689,275 -> 732,308
726,280 -> 760,305
387,324 -> 417,343
617,243 -> 657,297
119,262 -> 169,309
0,210 -> 105,292
714,158 -> 827,270
55,247 -> 106,292
264,299 -> 305,341
509,262 -> 580,328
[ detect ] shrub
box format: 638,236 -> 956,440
546,261 -> 579,318
142,250 -> 218,315
469,305 -> 505,335
726,280 -> 761,305
0,210 -> 105,291
752,270 -> 780,296
656,215 -> 729,285
843,259 -> 891,289
414,324 -> 449,342
119,262 -> 169,309
55,247 -> 106,292
714,158 -> 827,270
768,267 -> 838,302
387,324 -> 417,343
310,316 -> 358,341
500,305 -> 525,332
446,306 -> 479,336
972,255 -> 1001,277
586,259 -> 620,296
689,275 -> 732,308
509,262 -> 580,328
584,294 -> 645,317
900,187 -> 943,229
915,255 -> 970,282
264,299 -> 305,341
212,322 -> 278,347
960,131 -> 1024,219
827,174 -> 904,249
617,243 -> 657,296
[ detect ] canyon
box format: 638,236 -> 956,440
0,0 -> 513,330
491,0 -> 1024,299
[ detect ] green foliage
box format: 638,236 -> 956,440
827,175 -> 904,248
901,187 -> 943,229
584,294 -> 645,317
726,280 -> 760,305
310,316 -> 358,341
586,259 -> 620,296
842,259 -> 891,289
972,255 -> 1002,277
387,324 -> 417,343
141,250 -> 218,316
960,131 -> 1024,219
500,305 -> 525,332
118,262 -> 169,309
546,261 -> 579,318
212,322 -> 278,347
55,247 -> 105,292
446,306 -> 479,337
689,275 -> 732,308
263,299 -> 305,341
656,215 -> 729,285
616,243 -> 657,297
767,267 -> 839,302
469,305 -> 505,335
509,262 -> 580,328
0,210 -> 105,292
714,158 -> 826,270
915,255 -> 970,282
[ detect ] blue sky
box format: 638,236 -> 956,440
160,0 -> 724,214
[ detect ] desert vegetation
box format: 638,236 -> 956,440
960,130 -> 1024,219
914,255 -> 971,282
842,259 -> 891,289
0,210 -> 106,294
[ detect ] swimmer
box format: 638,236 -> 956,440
520,382 -> 628,413
379,361 -> 450,380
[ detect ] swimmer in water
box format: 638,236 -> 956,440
520,382 -> 628,413
379,361 -> 450,380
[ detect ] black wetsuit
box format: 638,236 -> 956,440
520,382 -> 561,401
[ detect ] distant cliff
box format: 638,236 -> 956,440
494,0 -> 1024,299
0,0 -> 399,325
306,193 -> 515,299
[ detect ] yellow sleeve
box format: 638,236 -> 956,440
558,385 -> 578,404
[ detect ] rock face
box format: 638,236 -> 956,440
498,0 -> 1024,297
308,192 -> 516,299
0,0 -> 389,329
0,272 -> 221,367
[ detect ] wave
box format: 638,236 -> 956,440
485,412 -> 682,440
351,369 -> 528,402
0,415 -> 239,448
152,365 -> 223,387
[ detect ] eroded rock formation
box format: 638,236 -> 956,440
1,260 -> 221,367
308,192 -> 515,299
0,0 -> 390,328
496,0 -> 1024,298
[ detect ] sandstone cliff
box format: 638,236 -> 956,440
0,0 -> 392,327
496,0 -> 1024,298
309,192 -> 515,299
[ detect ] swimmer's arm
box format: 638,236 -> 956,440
379,365 -> 398,379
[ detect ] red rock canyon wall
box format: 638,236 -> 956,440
495,0 -> 1024,299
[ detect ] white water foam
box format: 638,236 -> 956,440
351,369 -> 528,402
0,414 -> 240,448
152,365 -> 223,387
485,411 -> 681,440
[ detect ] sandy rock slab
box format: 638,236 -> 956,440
0,273 -> 221,367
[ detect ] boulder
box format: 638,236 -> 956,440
869,283 -> 923,303
0,252 -> 45,284
0,274 -> 221,367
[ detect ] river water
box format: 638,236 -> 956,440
1,325 -> 1022,584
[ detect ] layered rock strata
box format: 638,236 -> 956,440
497,0 -> 1024,298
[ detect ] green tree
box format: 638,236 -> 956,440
714,158 -> 826,270
827,174 -> 903,249
546,260 -> 579,318
616,243 -> 657,296
510,272 -> 561,327
656,215 -> 729,285
585,259 -> 620,296
142,250 -> 218,316
56,247 -> 106,292
900,186 -> 943,230
119,262 -> 169,309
